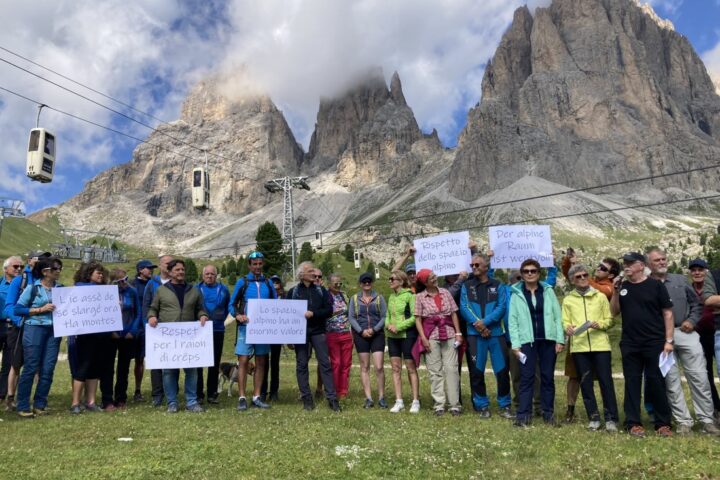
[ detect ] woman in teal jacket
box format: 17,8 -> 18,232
508,259 -> 564,426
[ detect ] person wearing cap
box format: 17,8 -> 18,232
610,251 -> 674,437
348,271 -> 387,408
142,255 -> 173,407
2,251 -> 51,410
0,255 -> 23,404
129,259 -> 156,402
195,264 -> 230,405
260,275 -> 284,402
689,258 -> 720,417
647,249 -> 719,435
413,268 -> 464,415
509,259 -> 564,427
108,268 -> 141,408
229,251 -> 276,411
325,273 -> 353,400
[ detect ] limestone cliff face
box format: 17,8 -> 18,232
450,0 -> 720,200
65,75 -> 303,218
304,68 -> 442,189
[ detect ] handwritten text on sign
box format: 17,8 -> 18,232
246,299 -> 308,344
413,231 -> 471,277
488,225 -> 554,269
145,322 -> 214,369
52,285 -> 123,337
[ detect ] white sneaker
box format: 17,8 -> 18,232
409,400 -> 421,414
605,421 -> 618,433
587,420 -> 601,431
390,400 -> 404,413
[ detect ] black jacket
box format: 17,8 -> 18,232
287,282 -> 333,337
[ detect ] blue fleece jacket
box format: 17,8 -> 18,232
197,282 -> 230,332
3,266 -> 36,326
229,273 -> 277,316
118,285 -> 142,337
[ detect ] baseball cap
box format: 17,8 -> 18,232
358,272 -> 374,283
136,259 -> 158,271
688,258 -> 709,269
270,275 -> 282,283
404,263 -> 416,273
28,251 -> 51,259
622,252 -> 646,264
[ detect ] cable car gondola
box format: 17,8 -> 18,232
192,149 -> 210,209
26,105 -> 55,183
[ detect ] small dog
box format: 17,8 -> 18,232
218,360 -> 255,397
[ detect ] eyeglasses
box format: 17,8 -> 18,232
10,265 -> 22,269
44,267 -> 62,272
316,274 -> 322,279
521,269 -> 538,275
112,276 -> 129,284
248,252 -> 264,259
470,263 -> 483,268
596,264 -> 609,272
333,282 -> 343,287
389,277 -> 398,282
574,273 -> 589,279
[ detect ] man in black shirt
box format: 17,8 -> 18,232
610,252 -> 675,437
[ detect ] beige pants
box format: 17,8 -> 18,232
425,339 -> 460,410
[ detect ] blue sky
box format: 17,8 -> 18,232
0,0 -> 718,214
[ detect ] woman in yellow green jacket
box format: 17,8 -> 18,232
562,264 -> 619,432
385,271 -> 420,413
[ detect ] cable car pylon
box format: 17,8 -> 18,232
264,176 -> 310,275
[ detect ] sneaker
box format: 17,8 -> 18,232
103,404 -> 117,412
656,425 -> 673,437
364,398 -> 374,409
378,398 -> 388,409
513,419 -> 530,428
252,397 -> 271,409
702,422 -> 720,436
33,407 -> 48,416
587,420 -> 601,431
5,395 -> 15,411
152,397 -> 163,407
499,407 -> 515,419
390,400 -> 405,413
605,421 -> 618,433
629,425 -> 646,437
133,391 -> 145,402
186,404 -> 204,413
85,403 -> 103,412
237,397 -> 248,412
450,408 -> 462,417
302,396 -> 315,411
676,424 -> 692,436
17,410 -> 35,419
207,395 -> 219,405
434,408 -> 445,416
167,403 -> 178,413
328,399 -> 342,412
197,397 -> 205,405
409,400 -> 421,414
478,407 -> 491,419
69,404 -> 82,415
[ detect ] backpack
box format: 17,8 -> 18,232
233,276 -> 277,346
351,293 -> 382,324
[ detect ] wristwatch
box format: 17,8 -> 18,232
665,338 -> 674,344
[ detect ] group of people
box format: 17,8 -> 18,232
2,242 -> 720,439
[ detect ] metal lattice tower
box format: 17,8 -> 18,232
264,176 -> 310,275
0,198 -> 26,240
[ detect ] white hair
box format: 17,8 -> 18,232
297,261 -> 314,281
3,256 -> 22,270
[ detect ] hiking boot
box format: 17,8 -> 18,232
564,406 -> 576,424
133,391 -> 145,402
302,396 -> 315,411
628,425 -> 646,438
450,408 -> 462,417
167,403 -> 178,413
329,399 -> 342,412
499,407 -> 515,419
69,404 -> 82,415
237,397 -> 248,412
186,404 -> 204,413
656,426 -> 673,437
434,408 -> 445,416
17,410 -> 35,419
676,424 -> 692,436
605,421 -> 618,433
252,397 -> 271,409
478,407 -> 491,419
33,407 -> 48,416
702,422 -> 720,436
378,398 -> 388,409
390,400 -> 405,413
363,398 -> 374,409
207,395 -> 219,405
5,395 -> 15,411
409,400 -> 421,414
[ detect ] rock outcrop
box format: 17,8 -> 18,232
304,68 -> 442,189
450,0 -> 720,200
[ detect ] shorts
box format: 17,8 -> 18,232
387,331 -> 418,360
8,325 -> 23,370
353,331 -> 385,354
131,332 -> 145,359
234,324 -> 269,357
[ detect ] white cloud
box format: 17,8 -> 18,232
702,38 -> 720,94
648,0 -> 684,14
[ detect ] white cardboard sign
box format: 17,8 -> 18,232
145,322 -> 214,369
52,285 -> 124,337
488,225 -> 554,269
413,231 -> 472,277
245,299 -> 308,344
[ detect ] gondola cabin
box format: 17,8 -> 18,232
192,167 -> 210,209
26,128 -> 55,183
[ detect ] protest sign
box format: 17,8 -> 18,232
145,322 -> 214,369
413,231 -> 472,277
52,285 -> 123,337
488,225 -> 554,269
245,299 -> 308,344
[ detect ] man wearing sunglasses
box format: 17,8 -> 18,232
0,256 -> 23,403
2,250 -> 51,410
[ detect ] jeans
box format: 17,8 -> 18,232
163,368 -> 198,407
517,340 -> 557,423
16,325 -> 61,412
573,351 -> 619,422
621,342 -> 671,430
197,331 -> 224,400
295,334 -> 336,401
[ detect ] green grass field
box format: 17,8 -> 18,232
2,328 -> 720,480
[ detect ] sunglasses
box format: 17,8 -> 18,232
574,273 -> 589,279
316,275 -> 323,279
596,264 -> 609,272
333,282 -> 343,287
521,269 -> 538,275
43,267 -> 62,272
248,252 -> 264,259
389,277 -> 398,282
361,280 -> 373,284
113,276 -> 129,284
470,263 -> 483,268
10,264 -> 23,269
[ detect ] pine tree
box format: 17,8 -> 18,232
221,263 -> 227,277
256,222 -> 286,275
227,258 -> 237,275
366,261 -> 376,276
299,241 -> 314,263
319,254 -> 334,278
343,244 -> 354,262
184,258 -> 199,283
238,256 -> 249,276
228,271 -> 237,286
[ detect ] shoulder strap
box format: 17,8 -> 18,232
20,284 -> 40,327
20,271 -> 29,291
712,270 -> 720,294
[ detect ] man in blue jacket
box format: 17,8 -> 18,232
196,264 -> 229,404
130,259 -> 156,402
142,255 -> 173,407
229,252 -> 276,411
2,250 -> 50,410
0,255 -> 23,402
461,254 -> 511,418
